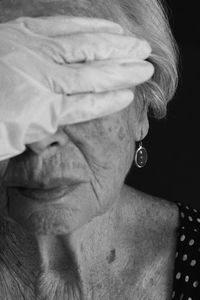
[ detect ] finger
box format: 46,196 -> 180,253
51,60 -> 154,94
2,48 -> 154,96
58,89 -> 134,125
15,16 -> 124,36
43,33 -> 151,64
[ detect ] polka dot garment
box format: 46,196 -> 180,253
171,202 -> 200,300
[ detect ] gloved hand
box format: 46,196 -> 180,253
0,16 -> 154,161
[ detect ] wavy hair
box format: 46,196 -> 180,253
116,0 -> 179,118
0,0 -> 179,118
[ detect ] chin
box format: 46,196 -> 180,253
7,184 -> 97,235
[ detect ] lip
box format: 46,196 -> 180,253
9,182 -> 84,203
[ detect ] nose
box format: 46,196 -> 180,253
26,129 -> 68,155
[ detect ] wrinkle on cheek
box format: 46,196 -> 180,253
64,114 -> 132,174
96,117 -> 131,169
117,126 -> 127,141
101,116 -> 127,142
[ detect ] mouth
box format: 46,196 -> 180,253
8,181 -> 85,203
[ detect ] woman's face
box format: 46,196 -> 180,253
0,103 -> 147,235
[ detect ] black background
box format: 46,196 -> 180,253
125,1 -> 200,208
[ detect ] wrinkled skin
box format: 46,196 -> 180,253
0,71 -> 179,300
0,3 -> 178,299
0,101 -> 146,235
0,102 -> 163,300
0,3 -> 155,298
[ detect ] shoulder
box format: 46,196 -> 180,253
119,184 -> 180,232
118,185 -> 180,255
115,185 -> 180,299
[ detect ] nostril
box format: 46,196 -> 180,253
26,130 -> 68,155
50,142 -> 59,147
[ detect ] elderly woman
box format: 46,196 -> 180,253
0,0 -> 199,299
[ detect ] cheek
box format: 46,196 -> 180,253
64,113 -> 134,185
103,114 -> 134,173
90,117 -> 134,213
84,115 -> 134,194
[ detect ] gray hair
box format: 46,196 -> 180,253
0,0 -> 178,118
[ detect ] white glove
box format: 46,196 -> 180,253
0,16 -> 154,161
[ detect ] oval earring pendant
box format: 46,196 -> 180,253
134,142 -> 148,168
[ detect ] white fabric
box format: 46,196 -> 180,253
0,16 -> 154,161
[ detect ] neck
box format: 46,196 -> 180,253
0,188 -> 178,300
0,199 -> 121,300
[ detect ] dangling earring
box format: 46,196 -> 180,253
134,141 -> 148,168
